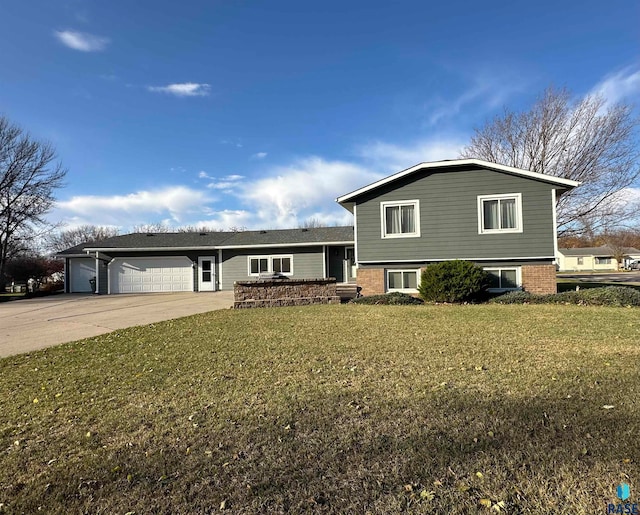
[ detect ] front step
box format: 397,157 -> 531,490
336,283 -> 361,302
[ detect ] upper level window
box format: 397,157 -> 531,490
478,193 -> 522,234
381,200 -> 420,238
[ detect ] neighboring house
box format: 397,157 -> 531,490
557,246 -> 640,272
336,158 -> 579,295
57,227 -> 355,294
58,159 -> 578,296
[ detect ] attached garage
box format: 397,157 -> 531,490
109,257 -> 194,294
68,258 -> 96,293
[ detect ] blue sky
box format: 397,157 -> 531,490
1,0 -> 639,231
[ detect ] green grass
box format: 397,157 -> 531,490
1,305 -> 639,513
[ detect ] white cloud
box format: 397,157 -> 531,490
357,137 -> 467,172
54,30 -> 110,52
197,172 -> 245,190
237,157 -> 379,228
591,66 -> 640,109
207,181 -> 240,190
423,71 -> 526,125
147,83 -> 211,97
192,210 -> 254,231
54,186 -> 215,227
251,152 -> 268,160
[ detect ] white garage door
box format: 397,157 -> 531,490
109,257 -> 193,294
69,258 -> 96,293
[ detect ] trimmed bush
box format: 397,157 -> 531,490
488,291 -> 537,304
350,292 -> 423,305
574,286 -> 640,306
418,260 -> 490,303
490,286 -> 640,307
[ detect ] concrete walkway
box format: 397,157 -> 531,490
0,292 -> 234,358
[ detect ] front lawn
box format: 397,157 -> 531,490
1,304 -> 638,513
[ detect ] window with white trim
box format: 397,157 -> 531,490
484,267 -> 520,291
387,269 -> 419,292
577,257 -> 584,265
478,194 -> 522,234
248,255 -> 293,276
595,257 -> 611,265
381,200 -> 420,238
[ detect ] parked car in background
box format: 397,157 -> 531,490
627,259 -> 640,270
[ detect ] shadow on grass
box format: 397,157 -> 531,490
4,386 -> 637,513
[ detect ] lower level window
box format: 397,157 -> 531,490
249,255 -> 293,276
484,267 -> 520,291
387,269 -> 418,292
595,257 -> 611,265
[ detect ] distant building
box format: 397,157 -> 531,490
557,246 -> 640,272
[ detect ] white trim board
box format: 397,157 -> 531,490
85,241 -> 354,252
358,256 -> 555,264
336,158 -> 580,203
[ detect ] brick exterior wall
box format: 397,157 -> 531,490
521,264 -> 557,294
356,268 -> 385,296
234,278 -> 340,308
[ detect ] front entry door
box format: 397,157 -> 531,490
198,257 -> 216,291
344,247 -> 356,282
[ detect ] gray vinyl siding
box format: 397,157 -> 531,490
355,167 -> 557,262
221,246 -> 325,290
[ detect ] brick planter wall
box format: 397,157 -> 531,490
234,278 -> 340,309
521,265 -> 557,294
356,268 -> 385,296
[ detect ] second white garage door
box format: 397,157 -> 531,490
109,257 -> 193,294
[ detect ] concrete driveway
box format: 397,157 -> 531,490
0,292 -> 234,358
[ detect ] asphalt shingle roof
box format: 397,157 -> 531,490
57,226 -> 354,255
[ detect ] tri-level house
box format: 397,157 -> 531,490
58,159 -> 578,295
336,158 -> 579,295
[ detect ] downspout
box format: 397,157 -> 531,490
551,189 -> 558,265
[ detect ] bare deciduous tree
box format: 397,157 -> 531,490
298,217 -> 327,229
461,87 -> 640,236
46,224 -> 120,253
131,223 -> 172,233
176,225 -> 225,233
132,223 -> 247,233
0,115 -> 66,288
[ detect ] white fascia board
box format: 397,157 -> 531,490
358,256 -> 556,264
84,241 -> 355,252
83,246 -> 222,252
336,159 -> 581,203
56,253 -> 90,258
215,241 -> 354,250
